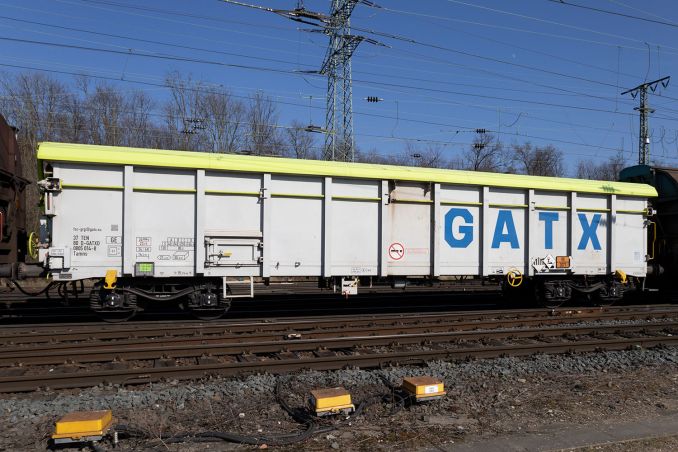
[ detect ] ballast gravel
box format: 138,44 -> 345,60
0,346 -> 676,451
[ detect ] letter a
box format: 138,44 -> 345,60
492,210 -> 519,249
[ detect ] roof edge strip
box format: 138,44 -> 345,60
37,142 -> 658,198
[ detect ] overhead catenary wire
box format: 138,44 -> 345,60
24,0 -> 670,112
441,0 -> 678,52
219,0 -> 636,93
57,0 -> 669,101
39,0 -> 678,108
8,93 -> 652,161
0,15 -> 318,70
546,0 -> 678,29
1,1 -> 674,165
607,0 -> 678,23
0,48 -> 644,131
5,36 -> 671,122
376,5 -> 678,56
1,14 -> 635,106
4,17 -> 669,113
0,53 -> 642,140
1,61 -> 672,159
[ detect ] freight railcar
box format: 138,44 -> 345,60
621,164 -> 677,299
0,115 -> 31,282
36,142 -> 657,320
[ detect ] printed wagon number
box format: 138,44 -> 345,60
388,242 -> 405,261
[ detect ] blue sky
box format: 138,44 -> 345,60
2,0 -> 678,172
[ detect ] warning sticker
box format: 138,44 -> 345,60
388,242 -> 405,260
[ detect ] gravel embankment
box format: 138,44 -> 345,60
0,346 -> 676,450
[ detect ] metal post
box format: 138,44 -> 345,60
621,76 -> 670,165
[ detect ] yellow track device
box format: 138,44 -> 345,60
310,387 -> 355,416
402,376 -> 446,401
52,410 -> 113,445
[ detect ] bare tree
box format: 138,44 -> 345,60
576,151 -> 626,181
84,83 -> 126,146
403,142 -> 446,168
0,72 -> 69,233
284,121 -> 317,159
164,72 -> 204,151
453,133 -> 506,172
196,90 -> 245,153
245,92 -> 282,155
511,143 -> 564,177
121,90 -> 156,148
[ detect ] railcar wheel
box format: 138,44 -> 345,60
89,285 -> 138,322
188,285 -> 232,321
592,281 -> 623,307
591,292 -> 617,307
537,280 -> 571,309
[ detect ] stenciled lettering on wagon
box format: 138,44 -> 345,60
159,237 -> 194,261
71,226 -> 102,257
444,209 -> 603,251
577,213 -> 602,250
136,236 -> 152,259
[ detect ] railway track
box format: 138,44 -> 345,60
0,304 -> 676,393
0,290 -> 501,324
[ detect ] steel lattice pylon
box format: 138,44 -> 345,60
220,0 -> 379,162
321,0 -> 363,162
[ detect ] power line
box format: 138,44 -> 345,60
607,0 -> 677,23
547,0 -> 678,29
0,15 -> 318,69
22,0 -> 653,110
0,62 -> 650,156
50,0 -> 660,125
7,35 -> 678,124
378,5 -> 678,56
375,4 -> 657,78
347,24 -> 624,90
49,0 -> 678,112
0,13 -> 629,105
442,0 -> 678,52
0,53 -> 640,139
0,36 -> 304,75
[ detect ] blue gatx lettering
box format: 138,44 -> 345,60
538,211 -> 558,249
577,213 -> 602,250
444,208 -> 473,248
442,208 -> 601,251
491,210 -> 519,249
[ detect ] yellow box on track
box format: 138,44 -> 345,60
310,387 -> 354,415
52,410 -> 113,441
402,376 -> 446,401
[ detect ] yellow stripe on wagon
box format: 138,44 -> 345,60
37,142 -> 658,197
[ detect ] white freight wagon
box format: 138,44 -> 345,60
36,142 -> 657,319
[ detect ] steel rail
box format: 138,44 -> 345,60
2,303 -> 670,331
1,313 -> 675,360
0,322 -> 674,367
1,335 -> 675,392
2,305 -> 675,345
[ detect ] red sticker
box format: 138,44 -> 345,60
388,242 -> 405,260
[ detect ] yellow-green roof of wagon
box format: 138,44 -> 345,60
37,142 -> 658,197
